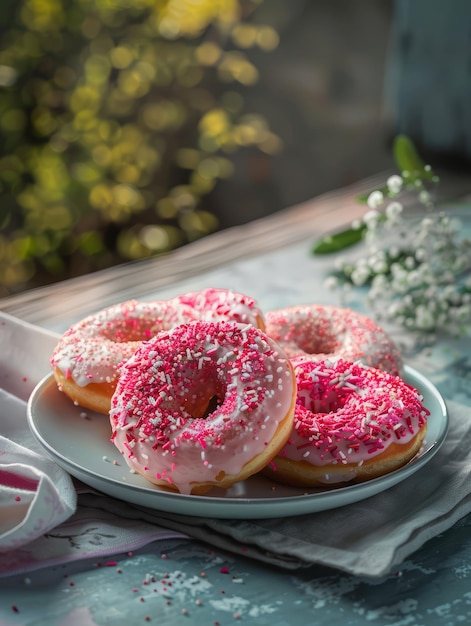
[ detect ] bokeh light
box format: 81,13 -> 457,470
0,0 -> 280,296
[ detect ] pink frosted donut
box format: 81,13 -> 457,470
172,288 -> 265,330
265,305 -> 402,375
264,357 -> 429,488
51,299 -> 196,414
109,320 -> 296,495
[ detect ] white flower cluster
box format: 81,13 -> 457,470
327,174 -> 471,337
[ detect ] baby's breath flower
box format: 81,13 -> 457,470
415,248 -> 427,262
419,190 -> 431,205
324,276 -> 339,291
330,167 -> 471,338
385,201 -> 403,220
363,209 -> 381,226
368,253 -> 388,274
387,175 -> 403,194
350,266 -> 371,286
371,273 -> 387,288
366,191 -> 384,209
415,305 -> 435,330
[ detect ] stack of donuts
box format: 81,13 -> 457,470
50,288 -> 429,495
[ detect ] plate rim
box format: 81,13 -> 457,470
27,365 -> 449,518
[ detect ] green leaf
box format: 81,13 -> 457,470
312,224 -> 366,254
393,135 -> 436,184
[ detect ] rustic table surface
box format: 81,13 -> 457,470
1,171 -> 471,626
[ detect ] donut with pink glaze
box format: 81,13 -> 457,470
265,304 -> 402,375
109,320 -> 296,494
51,299 -> 196,414
172,288 -> 265,330
264,357 -> 429,488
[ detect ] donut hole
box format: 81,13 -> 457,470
192,394 -> 222,419
182,378 -> 224,419
100,320 -> 160,343
295,329 -> 344,356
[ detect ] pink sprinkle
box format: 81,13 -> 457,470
220,566 -> 230,574
106,561 -> 117,567
15,496 -> 21,502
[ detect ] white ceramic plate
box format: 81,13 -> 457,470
27,366 -> 448,519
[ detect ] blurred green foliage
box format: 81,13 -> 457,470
0,0 -> 281,297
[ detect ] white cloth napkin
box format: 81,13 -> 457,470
0,314 -> 77,551
1,310 -> 471,579
0,312 -> 188,574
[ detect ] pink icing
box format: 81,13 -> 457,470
172,288 -> 264,328
50,300 -> 196,387
277,357 -> 429,476
109,320 -> 295,494
265,304 -> 403,375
